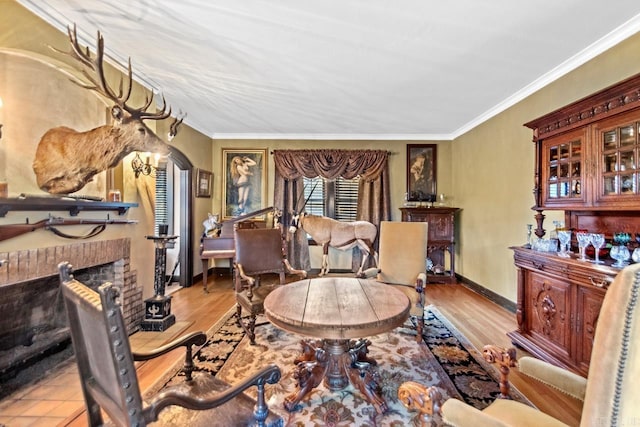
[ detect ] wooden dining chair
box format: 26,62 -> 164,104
234,226 -> 307,344
59,261 -> 282,426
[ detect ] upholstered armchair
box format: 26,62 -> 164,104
362,221 -> 428,342
234,226 -> 307,344
58,262 -> 282,427
437,262 -> 640,426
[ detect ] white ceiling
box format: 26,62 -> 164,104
15,0 -> 640,140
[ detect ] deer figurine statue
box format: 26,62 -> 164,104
288,184 -> 378,276
32,24 -> 183,194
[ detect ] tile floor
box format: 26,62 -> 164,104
0,321 -> 191,427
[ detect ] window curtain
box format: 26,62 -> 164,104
272,149 -> 391,271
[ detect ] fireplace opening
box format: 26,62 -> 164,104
0,238 -> 142,398
0,274 -> 72,398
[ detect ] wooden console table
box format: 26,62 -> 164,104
400,207 -> 460,283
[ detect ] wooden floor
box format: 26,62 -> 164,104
65,273 -> 582,426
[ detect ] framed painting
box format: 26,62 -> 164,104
195,168 -> 213,198
221,148 -> 267,219
406,144 -> 437,202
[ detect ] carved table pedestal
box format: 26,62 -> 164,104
263,277 -> 409,414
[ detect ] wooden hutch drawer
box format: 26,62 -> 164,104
513,248 -> 570,279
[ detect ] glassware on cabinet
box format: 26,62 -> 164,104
589,233 -> 606,264
550,220 -> 561,240
611,232 -> 632,268
614,232 -> 631,247
611,245 -> 631,268
576,232 -> 590,261
557,230 -> 572,258
524,224 -> 533,249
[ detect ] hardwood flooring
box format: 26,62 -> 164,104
64,273 -> 581,426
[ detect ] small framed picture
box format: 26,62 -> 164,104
222,148 -> 267,219
195,168 -> 213,198
406,144 -> 437,201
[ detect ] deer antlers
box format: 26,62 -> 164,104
168,112 -> 187,141
52,24 -> 171,121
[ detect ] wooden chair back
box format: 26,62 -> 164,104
234,227 -> 288,292
59,261 -> 145,426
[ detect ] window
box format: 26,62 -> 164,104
302,176 -> 359,221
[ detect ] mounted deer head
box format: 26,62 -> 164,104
32,24 -> 183,194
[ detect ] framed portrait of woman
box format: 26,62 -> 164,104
221,148 -> 267,219
406,144 -> 437,202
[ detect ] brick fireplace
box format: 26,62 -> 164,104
0,238 -> 143,381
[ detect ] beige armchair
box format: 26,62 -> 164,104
362,221 -> 428,342
438,262 -> 640,426
234,226 -> 307,344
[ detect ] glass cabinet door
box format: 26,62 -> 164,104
596,120 -> 640,203
541,130 -> 585,207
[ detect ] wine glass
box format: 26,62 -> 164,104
611,245 -> 631,267
576,232 -> 590,261
610,245 -> 621,267
589,233 -> 605,264
611,232 -> 632,267
557,230 -> 572,258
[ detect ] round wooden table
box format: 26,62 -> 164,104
263,277 -> 410,414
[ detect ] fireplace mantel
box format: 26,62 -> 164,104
0,197 -> 138,217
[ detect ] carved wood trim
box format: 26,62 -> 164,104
525,72 -> 640,141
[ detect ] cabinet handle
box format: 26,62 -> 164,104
589,276 -> 611,289
532,261 -> 544,270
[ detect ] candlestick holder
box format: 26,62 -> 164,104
524,224 -> 533,249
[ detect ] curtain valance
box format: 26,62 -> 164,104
272,149 -> 388,181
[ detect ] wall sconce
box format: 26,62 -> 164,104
131,152 -> 157,178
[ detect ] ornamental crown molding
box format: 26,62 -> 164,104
524,72 -> 640,141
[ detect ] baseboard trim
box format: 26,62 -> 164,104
456,274 -> 516,313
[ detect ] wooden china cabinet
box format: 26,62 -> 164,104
509,72 -> 640,376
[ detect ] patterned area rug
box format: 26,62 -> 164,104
151,305 -> 532,426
